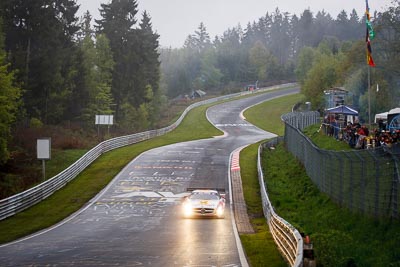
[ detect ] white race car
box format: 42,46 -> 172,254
182,189 -> 226,218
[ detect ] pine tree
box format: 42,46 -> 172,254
96,0 -> 139,121
71,11 -> 95,122
1,0 -> 80,124
0,19 -> 21,164
93,34 -> 114,115
138,12 -> 161,127
79,30 -> 115,125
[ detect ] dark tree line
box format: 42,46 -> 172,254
0,0 -> 161,164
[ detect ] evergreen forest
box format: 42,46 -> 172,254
0,0 -> 399,171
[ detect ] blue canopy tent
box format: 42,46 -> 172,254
325,105 -> 359,126
326,105 -> 358,116
387,108 -> 400,132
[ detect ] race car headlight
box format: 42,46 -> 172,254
216,205 -> 224,217
183,202 -> 192,217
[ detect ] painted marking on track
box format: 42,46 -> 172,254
158,192 -> 190,198
133,166 -> 193,170
114,191 -> 162,198
158,159 -> 181,163
215,123 -> 253,127
116,186 -> 146,192
111,191 -> 189,204
119,176 -> 192,182
113,191 -> 190,199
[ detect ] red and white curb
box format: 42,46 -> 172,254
231,149 -> 241,171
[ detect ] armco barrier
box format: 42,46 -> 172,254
0,83 -> 297,221
258,138 -> 303,267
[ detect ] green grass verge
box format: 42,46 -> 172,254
239,143 -> 286,267
0,105 -> 222,244
302,124 -> 353,151
244,93 -> 305,136
46,149 -> 89,179
238,93 -> 304,266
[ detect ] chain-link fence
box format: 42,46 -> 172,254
282,112 -> 400,219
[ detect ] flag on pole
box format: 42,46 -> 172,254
365,0 -> 375,40
367,37 -> 375,66
366,0 -> 376,67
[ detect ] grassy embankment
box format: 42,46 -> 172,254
302,124 -> 352,151
244,95 -> 400,266
240,93 -> 304,267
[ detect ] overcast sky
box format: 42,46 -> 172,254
77,0 -> 393,48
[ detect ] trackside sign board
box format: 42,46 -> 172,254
37,138 -> 51,160
95,115 -> 114,125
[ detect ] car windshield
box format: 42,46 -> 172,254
190,192 -> 219,200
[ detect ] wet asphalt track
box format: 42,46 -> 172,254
0,87 -> 299,266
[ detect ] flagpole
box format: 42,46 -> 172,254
368,65 -> 371,126
365,0 -> 374,127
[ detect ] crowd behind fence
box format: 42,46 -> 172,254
282,112 -> 400,219
321,118 -> 398,150
0,83 -> 296,221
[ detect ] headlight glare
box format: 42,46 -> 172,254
216,205 -> 224,217
183,202 -> 192,217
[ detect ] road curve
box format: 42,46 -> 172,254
0,87 -> 299,266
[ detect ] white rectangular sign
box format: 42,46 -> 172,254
95,115 -> 114,125
37,138 -> 51,160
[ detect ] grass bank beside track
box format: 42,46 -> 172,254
239,143 -> 287,267
244,93 -> 305,136
239,93 -> 304,266
244,93 -> 400,266
302,124 -> 352,151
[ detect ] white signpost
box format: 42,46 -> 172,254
95,115 -> 114,136
37,138 -> 51,181
95,115 -> 114,125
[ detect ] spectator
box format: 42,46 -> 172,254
331,119 -> 339,140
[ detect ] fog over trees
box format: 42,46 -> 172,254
0,0 -> 399,164
161,3 -> 399,120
